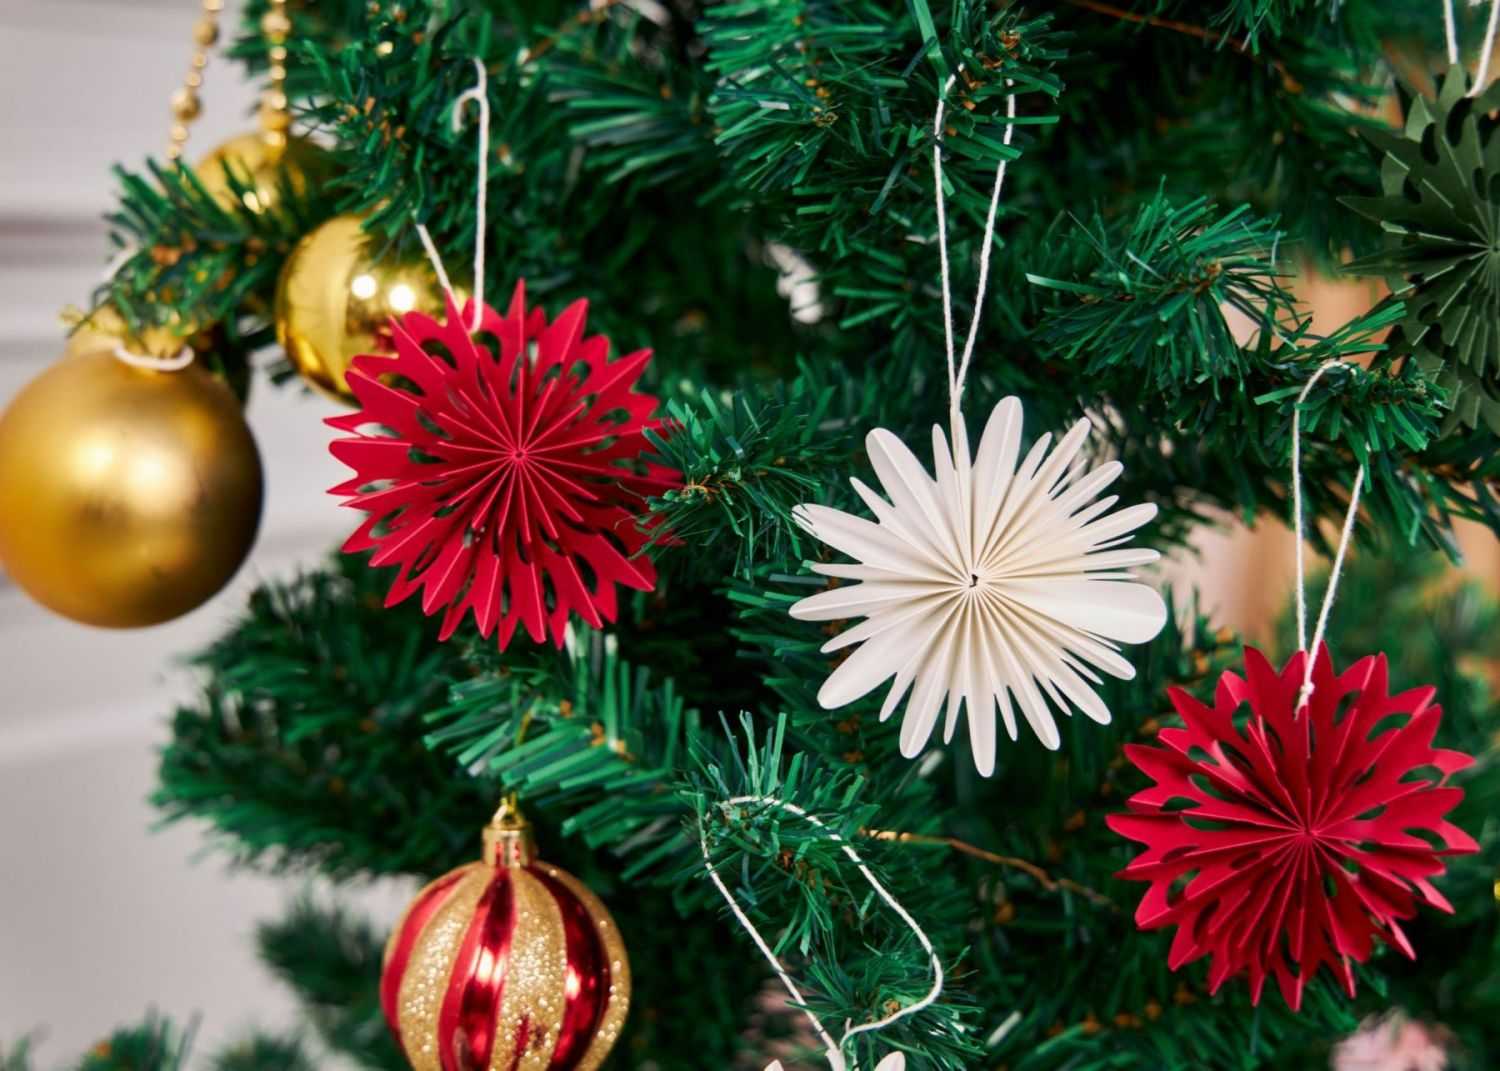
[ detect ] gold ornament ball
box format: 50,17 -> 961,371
0,350 -> 263,628
275,213 -> 460,402
195,132 -> 329,216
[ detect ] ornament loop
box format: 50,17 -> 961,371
414,57 -> 490,333
1289,359 -> 1365,710
699,795 -> 943,1071
110,342 -> 195,372
932,69 -> 1017,415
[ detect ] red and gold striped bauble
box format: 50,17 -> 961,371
381,802 -> 630,1071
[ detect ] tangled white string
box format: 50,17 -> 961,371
700,796 -> 943,1071
932,71 -> 1017,416
415,57 -> 490,331
1290,360 -> 1366,711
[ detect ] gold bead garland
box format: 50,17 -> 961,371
167,0 -> 224,161
260,0 -> 293,142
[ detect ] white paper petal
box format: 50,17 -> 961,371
790,396 -> 1166,769
1001,578 -> 1168,643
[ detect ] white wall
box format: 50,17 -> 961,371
0,2 -> 410,1062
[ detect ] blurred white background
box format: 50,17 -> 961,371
0,1 -> 410,1062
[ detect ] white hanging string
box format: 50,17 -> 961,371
1445,0 -> 1461,66
414,57 -> 490,332
1290,360 -> 1366,711
931,71 -> 1018,415
1474,0 -> 1500,94
110,342 -> 195,372
700,796 -> 944,1071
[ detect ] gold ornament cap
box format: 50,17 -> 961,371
482,796 -> 536,868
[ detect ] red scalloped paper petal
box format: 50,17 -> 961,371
327,281 -> 680,649
1107,645 -> 1477,1011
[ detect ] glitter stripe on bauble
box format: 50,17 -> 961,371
381,803 -> 629,1071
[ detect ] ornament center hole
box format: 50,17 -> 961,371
968,573 -> 981,588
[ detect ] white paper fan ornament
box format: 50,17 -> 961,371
789,397 -> 1166,773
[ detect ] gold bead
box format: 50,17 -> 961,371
170,87 -> 202,121
186,71 -> 204,88
268,44 -> 288,63
0,350 -> 262,628
375,40 -> 395,57
260,10 -> 292,39
170,122 -> 191,143
166,144 -> 184,160
203,0 -> 224,11
269,63 -> 287,82
191,52 -> 208,70
262,89 -> 289,113
193,16 -> 219,46
259,101 -> 292,134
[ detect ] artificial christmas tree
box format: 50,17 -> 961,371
6,0 -> 1500,1069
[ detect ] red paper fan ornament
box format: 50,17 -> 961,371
1107,645 -> 1476,1010
328,282 -> 680,648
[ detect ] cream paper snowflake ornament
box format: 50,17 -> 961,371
786,70 -> 1166,773
789,399 -> 1166,772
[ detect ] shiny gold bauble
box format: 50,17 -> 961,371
275,213 -> 460,402
195,132 -> 330,216
0,350 -> 263,628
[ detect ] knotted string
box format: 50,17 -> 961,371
415,57 -> 490,332
700,796 -> 943,1071
1290,360 -> 1366,712
932,71 -> 1017,418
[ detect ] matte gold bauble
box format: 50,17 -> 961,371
195,132 -> 330,216
0,350 -> 263,628
275,213 -> 460,402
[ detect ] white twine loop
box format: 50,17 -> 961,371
1290,360 -> 1365,712
415,57 -> 490,332
700,796 -> 943,1071
932,71 -> 1017,418
110,342 -> 194,372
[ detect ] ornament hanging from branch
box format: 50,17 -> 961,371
1109,361 -> 1478,1010
787,67 -> 1166,773
327,283 -> 680,649
382,799 -> 630,1071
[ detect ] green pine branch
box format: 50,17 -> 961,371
154,555 -> 497,880
257,900 -> 405,1071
